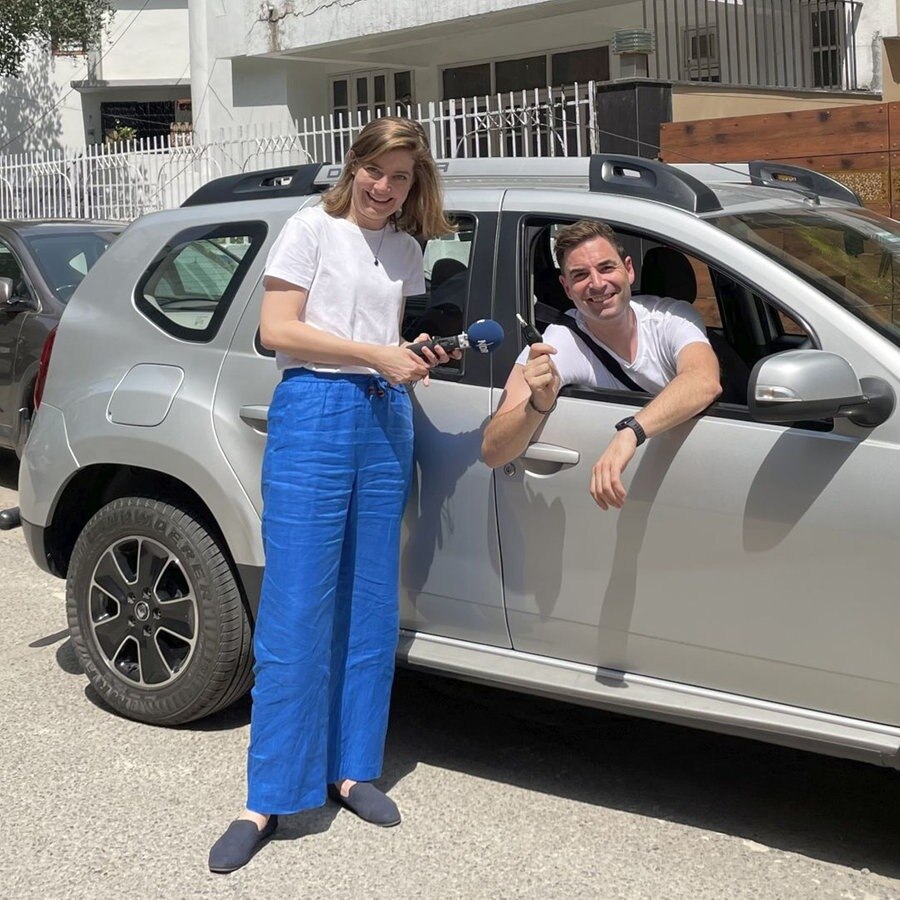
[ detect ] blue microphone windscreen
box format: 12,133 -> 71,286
466,318 -> 504,353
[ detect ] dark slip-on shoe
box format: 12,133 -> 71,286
208,815 -> 278,873
328,782 -> 401,827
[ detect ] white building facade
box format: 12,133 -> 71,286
0,0 -> 191,154
2,0 -> 895,154
188,0 -> 897,144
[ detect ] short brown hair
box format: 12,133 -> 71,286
554,220 -> 626,271
322,116 -> 455,239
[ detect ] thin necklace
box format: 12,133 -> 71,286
372,223 -> 388,267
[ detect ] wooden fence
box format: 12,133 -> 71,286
659,102 -> 900,218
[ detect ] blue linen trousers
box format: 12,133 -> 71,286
247,368 -> 414,815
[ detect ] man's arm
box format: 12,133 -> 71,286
590,341 -> 722,510
482,342 -> 560,468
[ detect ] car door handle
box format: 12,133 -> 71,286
239,405 -> 269,429
521,442 -> 580,465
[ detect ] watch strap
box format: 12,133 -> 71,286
616,416 -> 646,446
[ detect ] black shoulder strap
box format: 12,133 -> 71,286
553,313 -> 645,393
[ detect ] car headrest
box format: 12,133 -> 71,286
534,265 -> 572,319
431,257 -> 467,291
641,246 -> 697,304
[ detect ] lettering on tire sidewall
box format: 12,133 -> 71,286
68,500 -> 233,722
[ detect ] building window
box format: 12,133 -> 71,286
442,63 -> 491,101
51,38 -> 88,56
683,27 -> 720,82
442,46 -> 610,100
394,71 -> 413,108
330,70 -> 415,120
100,101 -> 177,143
495,56 -> 547,93
332,80 -> 349,125
810,6 -> 845,88
551,47 -> 610,85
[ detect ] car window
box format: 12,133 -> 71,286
524,215 -> 816,413
136,225 -> 266,342
157,241 -> 238,302
401,214 -> 474,372
709,207 -> 900,351
24,230 -> 118,302
0,241 -> 24,288
0,239 -> 35,304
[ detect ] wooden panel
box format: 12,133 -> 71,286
768,152 -> 890,213
660,104 -> 889,163
890,152 -> 900,219
889,103 -> 900,151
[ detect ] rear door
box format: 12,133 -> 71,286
491,191 -> 900,726
212,191 -> 508,644
210,205 -> 303,525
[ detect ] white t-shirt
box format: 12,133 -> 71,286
515,295 -> 710,393
264,204 -> 426,374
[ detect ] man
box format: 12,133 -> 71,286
482,219 -> 722,510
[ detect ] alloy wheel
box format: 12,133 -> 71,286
88,535 -> 198,689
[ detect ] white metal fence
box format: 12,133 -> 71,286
0,83 -> 598,222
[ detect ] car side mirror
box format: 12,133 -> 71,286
749,350 -> 895,428
0,277 -> 12,305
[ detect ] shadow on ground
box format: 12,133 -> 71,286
383,669 -> 900,879
44,630 -> 900,878
154,667 -> 900,877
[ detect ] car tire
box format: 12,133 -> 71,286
66,497 -> 253,725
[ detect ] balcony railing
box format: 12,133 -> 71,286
328,84 -> 598,162
642,0 -> 864,90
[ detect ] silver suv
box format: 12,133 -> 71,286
19,155 -> 900,772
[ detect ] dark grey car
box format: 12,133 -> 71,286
0,220 -> 121,453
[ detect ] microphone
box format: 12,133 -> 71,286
407,318 -> 504,358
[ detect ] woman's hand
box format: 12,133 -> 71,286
398,333 -> 456,387
371,344 -> 431,386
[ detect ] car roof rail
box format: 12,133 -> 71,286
316,157 -> 592,183
181,164 -> 328,207
589,154 -> 722,214
748,161 -> 863,206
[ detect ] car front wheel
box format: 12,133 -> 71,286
66,497 -> 253,725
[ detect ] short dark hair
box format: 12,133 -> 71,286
554,220 -> 627,271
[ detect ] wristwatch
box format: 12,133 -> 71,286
614,416 -> 646,446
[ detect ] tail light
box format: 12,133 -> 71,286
33,327 -> 57,411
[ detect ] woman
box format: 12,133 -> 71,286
209,117 -> 455,873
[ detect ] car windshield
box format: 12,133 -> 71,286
24,230 -> 120,302
709,206 -> 900,347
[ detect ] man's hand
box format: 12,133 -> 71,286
481,341 -> 561,468
587,341 -> 721,509
522,342 -> 560,412
590,427 -> 638,510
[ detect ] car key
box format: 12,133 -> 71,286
516,313 -> 543,346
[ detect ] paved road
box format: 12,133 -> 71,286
2,451 -> 900,899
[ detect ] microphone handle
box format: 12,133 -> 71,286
407,334 -> 463,358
